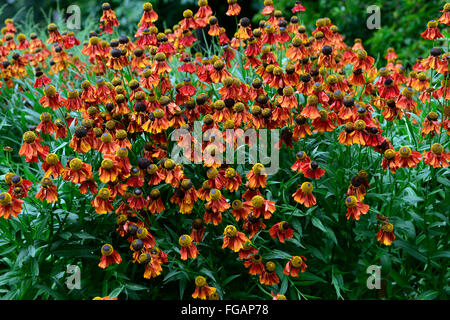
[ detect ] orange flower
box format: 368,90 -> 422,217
246,163 -> 267,188
226,0 -> 241,16
381,149 -> 398,173
244,195 -> 276,219
138,252 -> 163,279
222,225 -> 249,252
127,188 -> 149,210
238,241 -> 258,260
259,261 -> 280,285
283,256 -> 307,277
395,146 -> 422,168
99,157 -> 121,183
292,181 -> 316,207
19,131 -> 49,163
35,178 -> 58,203
91,188 -> 114,214
98,244 -> 122,269
424,143 -> 450,168
421,20 -> 443,40
376,223 -> 396,246
190,218 -> 205,243
192,276 -> 216,300
301,161 -> 326,179
63,158 -> 93,184
269,221 -> 294,243
148,189 -> 165,214
345,196 -> 369,220
179,235 -> 198,260
0,192 -> 23,219
244,254 -> 265,275
223,167 -> 242,192
231,199 -> 250,221
206,189 -> 230,213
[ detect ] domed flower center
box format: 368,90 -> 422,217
354,120 -> 366,131
40,112 -> 52,122
179,234 -> 192,247
98,188 -> 111,200
251,195 -> 264,208
138,253 -> 151,264
306,95 -> 319,105
0,192 -> 12,206
291,256 -> 303,268
279,221 -> 289,231
147,164 -> 158,175
181,179 -> 193,190
209,189 -> 222,200
252,163 -> 265,175
69,158 -> 83,171
163,159 -> 175,170
384,149 -> 396,160
431,143 -> 443,155
195,276 -> 206,287
301,182 -> 313,194
101,244 -> 113,256
265,261 -> 276,272
153,109 -> 165,119
23,131 -> 37,143
399,146 -> 412,158
382,223 -> 394,233
136,228 -> 149,240
225,168 -> 236,178
207,167 -> 218,179
345,196 -> 357,208
101,159 -> 114,170
45,153 -> 59,165
116,214 -> 127,225
44,85 -> 57,97
116,147 -> 128,158
224,225 -> 237,237
150,189 -> 161,199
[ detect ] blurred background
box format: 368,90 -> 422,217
0,0 -> 446,65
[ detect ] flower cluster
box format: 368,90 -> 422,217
0,0 -> 449,300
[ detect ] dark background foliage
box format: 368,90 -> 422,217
0,0 -> 446,64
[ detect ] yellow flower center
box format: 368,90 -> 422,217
291,256 -> 303,268
45,153 -> 59,165
345,196 -> 357,208
101,244 -> 113,256
44,85 -> 57,97
265,261 -> 276,272
306,95 -> 319,105
164,159 -> 175,170
399,146 -> 412,158
179,234 -> 192,247
101,159 -> 114,170
224,225 -> 237,237
384,149 -> 396,160
98,188 -> 111,200
23,131 -> 36,143
225,168 -> 236,178
251,195 -> 264,208
431,143 -> 444,155
207,167 -> 218,179
0,192 -> 12,206
136,228 -> 149,240
382,223 -> 394,233
195,276 -> 206,287
69,158 -> 83,171
153,109 -> 165,119
209,189 -> 222,200
301,182 -> 313,194
354,120 -> 366,131
252,163 -> 265,175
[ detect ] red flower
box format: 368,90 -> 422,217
269,221 -> 294,243
192,276 -> 216,300
283,256 -> 307,277
98,244 -> 122,269
345,196 -> 369,220
179,235 -> 198,260
376,223 -> 396,246
424,143 -> 450,168
222,225 -> 249,252
0,192 -> 23,219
